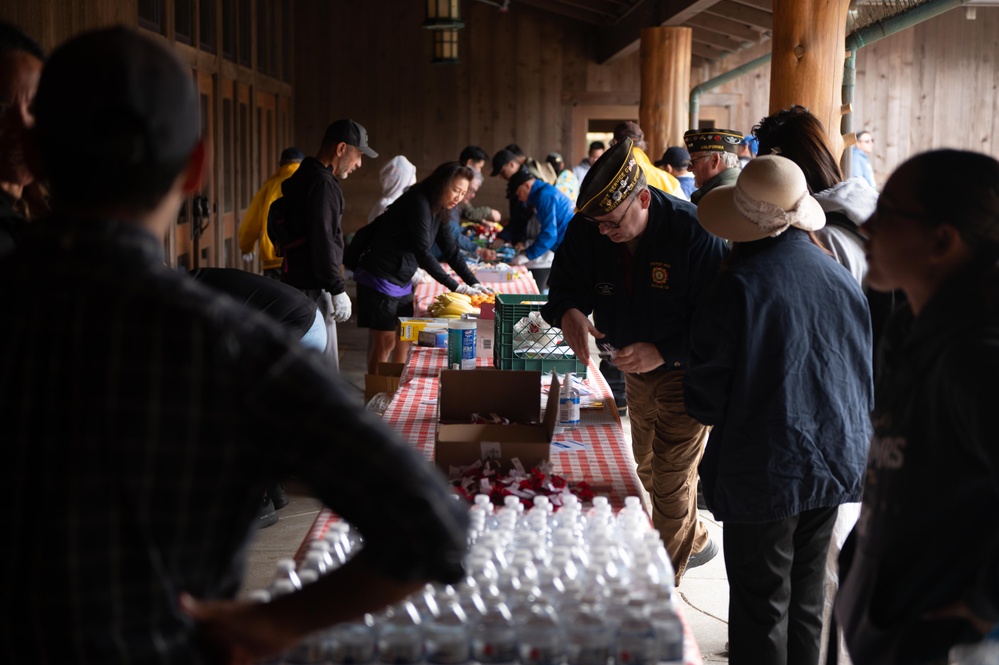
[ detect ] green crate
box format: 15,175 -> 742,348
493,293 -> 587,377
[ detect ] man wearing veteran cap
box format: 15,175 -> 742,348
542,138 -> 728,585
278,118 -> 378,371
611,121 -> 688,201
684,128 -> 743,205
684,155 -> 872,664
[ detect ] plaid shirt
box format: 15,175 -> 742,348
0,218 -> 468,664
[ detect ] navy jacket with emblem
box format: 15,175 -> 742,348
684,230 -> 873,524
541,187 -> 727,370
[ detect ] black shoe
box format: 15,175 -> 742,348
268,482 -> 289,510
257,495 -> 279,529
687,538 -> 719,570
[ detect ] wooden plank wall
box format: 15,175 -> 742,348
294,1 -> 621,236
690,7 -> 999,188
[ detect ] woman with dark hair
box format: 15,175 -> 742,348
349,161 -> 490,374
684,155 -> 873,665
836,150 -> 999,665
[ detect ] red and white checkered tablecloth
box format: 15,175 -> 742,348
296,347 -> 703,664
384,347 -> 645,509
413,263 -> 539,316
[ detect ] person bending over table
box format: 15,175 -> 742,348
347,161 -> 492,375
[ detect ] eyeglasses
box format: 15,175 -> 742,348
689,154 -> 714,166
581,193 -> 637,229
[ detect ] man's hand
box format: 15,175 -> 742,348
488,209 -> 501,224
471,283 -> 494,295
180,593 -> 296,665
331,292 -> 352,323
611,342 -> 665,374
510,254 -> 529,266
558,308 -> 603,366
241,252 -> 255,263
455,283 -> 475,295
924,600 -> 996,636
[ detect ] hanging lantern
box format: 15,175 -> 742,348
432,28 -> 460,64
424,0 -> 464,30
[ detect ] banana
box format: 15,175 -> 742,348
446,291 -> 472,303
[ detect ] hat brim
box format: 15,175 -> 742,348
698,184 -> 826,243
358,145 -> 378,158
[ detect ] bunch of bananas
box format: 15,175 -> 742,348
427,292 -> 482,319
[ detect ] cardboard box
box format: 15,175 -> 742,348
398,317 -> 450,342
435,369 -> 559,475
364,362 -> 406,404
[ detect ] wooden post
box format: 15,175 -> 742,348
639,27 -> 692,162
769,0 -> 852,158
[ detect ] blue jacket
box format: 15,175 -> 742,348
524,180 -> 575,261
542,188 -> 727,368
684,230 -> 873,523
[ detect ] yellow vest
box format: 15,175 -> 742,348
237,162 -> 301,270
632,147 -> 686,200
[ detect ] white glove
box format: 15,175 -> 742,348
511,253 -> 530,266
455,283 -> 475,295
331,292 -> 352,323
471,283 -> 494,295
241,252 -> 255,263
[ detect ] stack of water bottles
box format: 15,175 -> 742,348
257,494 -> 686,665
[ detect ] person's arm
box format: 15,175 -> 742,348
683,276 -> 739,425
436,217 -> 479,287
181,554 -> 425,663
410,198 -> 462,291
540,220 -> 593,328
461,202 -> 497,224
524,188 -> 558,261
307,179 -> 346,295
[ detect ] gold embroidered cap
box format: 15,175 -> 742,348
576,138 -> 641,217
684,128 -> 743,154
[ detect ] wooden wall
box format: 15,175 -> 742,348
294,1 -> 642,235
689,6 -> 999,188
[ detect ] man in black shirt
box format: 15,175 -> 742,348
1,26 -> 467,663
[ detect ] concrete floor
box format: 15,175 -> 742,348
237,281 -> 731,662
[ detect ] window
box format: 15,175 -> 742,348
238,0 -> 251,67
175,0 -> 193,45
138,0 -> 165,33
199,0 -> 217,52
256,0 -> 268,74
222,0 -> 235,60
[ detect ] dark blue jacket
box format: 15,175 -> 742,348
684,229 -> 873,523
542,188 -> 727,369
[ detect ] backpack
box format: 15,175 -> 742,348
266,196 -> 306,256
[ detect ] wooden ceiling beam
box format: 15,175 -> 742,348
685,12 -> 767,42
730,0 -> 771,11
704,0 -> 771,31
594,0 -> 722,63
512,0 -> 606,24
691,26 -> 741,50
690,40 -> 729,59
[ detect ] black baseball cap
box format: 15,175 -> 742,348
279,147 -> 304,163
323,119 -> 378,158
491,149 -> 518,176
34,26 -> 199,175
655,146 -> 691,168
506,168 -> 534,197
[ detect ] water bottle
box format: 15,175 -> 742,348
327,614 -> 378,665
378,601 -> 424,665
286,630 -> 327,664
648,591 -> 684,665
267,558 -> 302,594
299,550 -> 329,579
425,585 -> 471,664
566,594 -> 611,665
614,598 -> 657,665
558,372 -> 580,430
472,584 -> 519,664
516,599 -> 566,665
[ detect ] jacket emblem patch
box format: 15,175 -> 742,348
651,262 -> 670,289
595,282 -> 615,296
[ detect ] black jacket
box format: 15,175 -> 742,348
837,269 -> 999,664
542,187 -> 727,369
278,157 -> 346,295
357,186 -> 477,292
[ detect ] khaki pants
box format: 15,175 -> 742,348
625,367 -> 710,585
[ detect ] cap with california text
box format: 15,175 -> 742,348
684,128 -> 742,154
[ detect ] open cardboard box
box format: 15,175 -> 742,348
435,369 -> 560,475
364,362 -> 406,404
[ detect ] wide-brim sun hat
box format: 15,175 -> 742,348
698,155 -> 826,242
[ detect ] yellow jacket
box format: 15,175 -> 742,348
238,162 -> 301,270
632,147 -> 687,200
